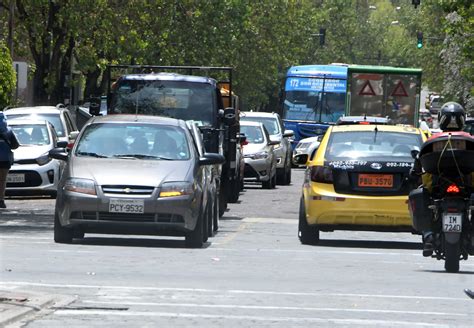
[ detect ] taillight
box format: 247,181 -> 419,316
310,165 -> 333,183
67,142 -> 74,150
446,184 -> 460,194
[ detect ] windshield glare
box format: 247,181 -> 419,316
110,80 -> 216,126
325,131 -> 421,161
283,91 -> 345,123
75,123 -> 190,160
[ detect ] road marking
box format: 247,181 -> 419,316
82,300 -> 467,317
218,219 -> 258,245
54,310 -> 449,327
1,281 -> 469,302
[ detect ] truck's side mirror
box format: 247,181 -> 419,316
89,96 -> 101,116
223,107 -> 236,126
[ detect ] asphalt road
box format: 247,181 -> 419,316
0,169 -> 473,327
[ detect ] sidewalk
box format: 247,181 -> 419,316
0,289 -> 73,327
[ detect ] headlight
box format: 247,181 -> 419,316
273,143 -> 282,150
64,178 -> 97,195
245,151 -> 269,160
36,152 -> 51,166
159,181 -> 194,197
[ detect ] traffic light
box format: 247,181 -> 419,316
412,0 -> 421,9
319,28 -> 326,46
417,31 -> 423,49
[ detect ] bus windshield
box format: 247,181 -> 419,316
283,88 -> 346,123
109,80 -> 216,126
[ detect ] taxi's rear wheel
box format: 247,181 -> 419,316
298,198 -> 319,245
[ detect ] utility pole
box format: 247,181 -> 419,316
8,0 -> 14,58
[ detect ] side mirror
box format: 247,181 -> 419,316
411,149 -> 420,159
283,129 -> 294,138
268,140 -> 280,146
223,107 -> 236,126
69,131 -> 80,140
293,153 -> 309,165
199,153 -> 226,166
89,96 -> 101,116
49,147 -> 68,161
57,141 -> 68,148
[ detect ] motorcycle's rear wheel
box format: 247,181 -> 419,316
444,241 -> 460,273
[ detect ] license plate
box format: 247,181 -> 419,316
442,213 -> 462,232
358,174 -> 393,188
7,173 -> 25,183
109,199 -> 144,213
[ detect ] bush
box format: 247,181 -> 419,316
0,42 -> 15,109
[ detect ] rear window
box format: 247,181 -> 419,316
325,130 -> 422,161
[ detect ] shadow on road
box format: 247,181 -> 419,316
74,236 -> 212,249
417,269 -> 474,275
316,239 -> 421,250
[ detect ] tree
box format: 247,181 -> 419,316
0,41 -> 15,109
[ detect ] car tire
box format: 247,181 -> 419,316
271,171 -> 277,189
283,158 -> 292,185
202,203 -> 209,243
213,194 -> 219,232
298,197 -> 319,245
185,209 -> 204,248
54,212 -> 73,244
262,177 -> 272,189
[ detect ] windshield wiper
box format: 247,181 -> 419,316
76,151 -> 108,158
113,154 -> 173,160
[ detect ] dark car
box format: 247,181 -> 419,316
464,117 -> 474,135
50,115 -> 224,248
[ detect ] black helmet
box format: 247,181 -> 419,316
438,102 -> 465,131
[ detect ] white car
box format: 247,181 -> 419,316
4,105 -> 79,144
292,136 -> 321,166
240,121 -> 279,189
6,119 -> 65,197
240,111 -> 294,185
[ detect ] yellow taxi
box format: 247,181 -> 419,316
295,124 -> 427,244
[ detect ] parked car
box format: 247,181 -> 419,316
463,117 -> 474,135
240,121 -> 279,189
6,119 -> 64,198
4,105 -> 79,144
240,111 -> 294,185
429,96 -> 444,115
50,115 -> 224,248
292,136 -> 321,166
294,124 -> 427,245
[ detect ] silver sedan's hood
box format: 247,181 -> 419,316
13,145 -> 51,160
69,157 -> 193,186
243,143 -> 267,155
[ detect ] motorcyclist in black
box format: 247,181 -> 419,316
411,102 -> 471,256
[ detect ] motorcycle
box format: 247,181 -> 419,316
409,131 -> 474,273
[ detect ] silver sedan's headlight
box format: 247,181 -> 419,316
159,181 -> 194,198
244,151 -> 269,160
36,152 -> 52,166
64,178 -> 97,195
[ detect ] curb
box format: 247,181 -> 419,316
0,290 -> 74,327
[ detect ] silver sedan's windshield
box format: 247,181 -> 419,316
75,123 -> 190,160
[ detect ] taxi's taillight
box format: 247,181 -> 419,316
310,165 -> 333,183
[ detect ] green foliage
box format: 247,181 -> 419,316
1,0 -> 472,111
0,41 -> 15,109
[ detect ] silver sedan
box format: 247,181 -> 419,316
50,115 -> 224,248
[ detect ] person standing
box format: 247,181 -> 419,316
0,112 -> 20,208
